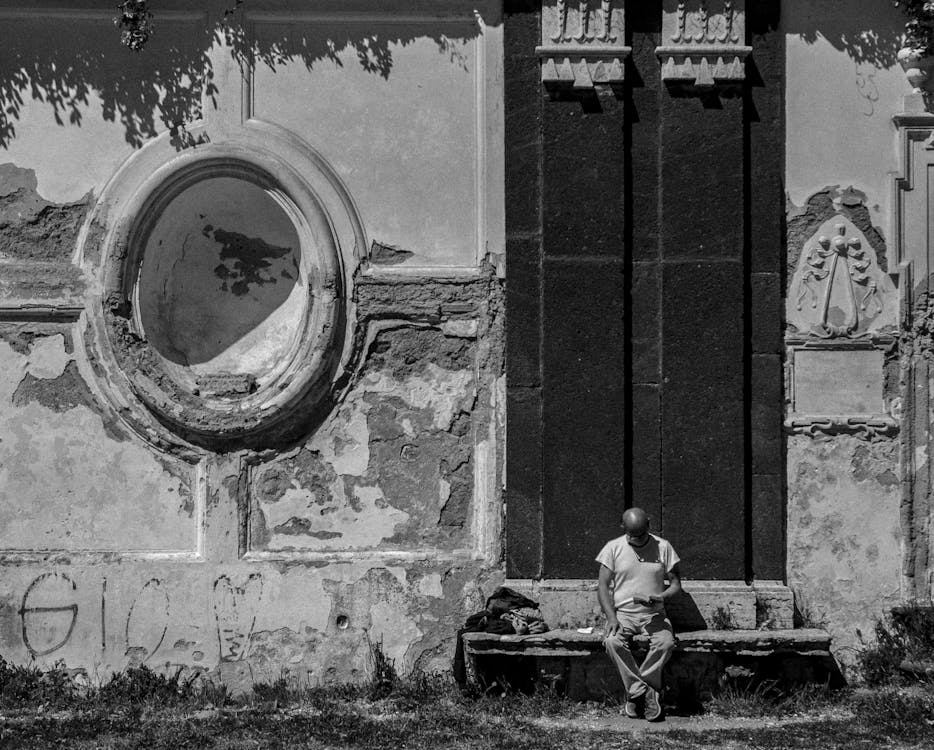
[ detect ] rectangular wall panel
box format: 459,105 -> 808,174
542,261 -> 626,578
660,261 -> 746,579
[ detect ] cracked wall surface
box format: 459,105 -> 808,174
0,333 -> 196,552
787,435 -> 902,667
0,4 -> 505,687
785,181 -> 906,668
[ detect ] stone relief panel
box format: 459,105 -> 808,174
786,215 -> 897,340
785,210 -> 899,438
656,0 -> 751,88
537,0 -> 630,89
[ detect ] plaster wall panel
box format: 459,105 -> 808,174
0,559 -> 502,686
792,349 -> 884,416
783,0 -> 907,221
0,10 -> 206,204
0,336 -> 198,553
248,328 -> 480,555
249,16 -> 495,268
787,434 -> 901,664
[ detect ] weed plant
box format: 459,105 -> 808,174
858,603 -> 934,685
705,678 -> 843,719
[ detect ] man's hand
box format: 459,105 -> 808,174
633,594 -> 661,607
605,614 -> 621,637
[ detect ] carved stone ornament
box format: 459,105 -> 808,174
537,0 -> 631,90
656,0 -> 751,89
786,216 -> 897,341
784,415 -> 898,438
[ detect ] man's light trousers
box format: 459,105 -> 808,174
603,611 -> 675,698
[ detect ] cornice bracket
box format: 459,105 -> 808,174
538,1 -> 630,90
656,1 -> 750,89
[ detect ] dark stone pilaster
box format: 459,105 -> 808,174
505,2 -> 544,577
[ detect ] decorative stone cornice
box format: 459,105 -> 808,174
536,0 -> 631,90
656,0 -> 751,89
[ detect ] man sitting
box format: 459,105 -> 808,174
596,507 -> 682,722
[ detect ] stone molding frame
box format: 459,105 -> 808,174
784,205 -> 899,440
656,0 -> 751,89
79,121 -> 366,453
536,0 -> 631,89
892,109 -> 934,599
783,338 -> 899,439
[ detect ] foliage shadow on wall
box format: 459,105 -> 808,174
0,9 -> 482,150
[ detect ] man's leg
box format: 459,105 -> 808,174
603,617 -> 647,698
637,613 -> 675,693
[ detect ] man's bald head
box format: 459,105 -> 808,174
622,508 -> 649,537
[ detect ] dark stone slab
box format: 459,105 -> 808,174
506,236 -> 542,388
628,2 -> 662,264
631,383 -> 661,525
660,96 -> 744,261
506,387 -> 543,578
660,261 -> 745,580
751,353 -> 783,476
542,260 -> 626,578
752,473 -> 785,581
631,262 -> 660,384
748,0 -> 784,277
504,9 -> 542,237
751,273 -> 782,355
542,92 -> 625,258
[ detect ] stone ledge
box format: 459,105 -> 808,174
462,628 -> 832,658
504,579 -> 795,631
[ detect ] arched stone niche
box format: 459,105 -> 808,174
82,124 -> 365,451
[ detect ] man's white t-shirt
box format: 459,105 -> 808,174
595,533 -> 680,616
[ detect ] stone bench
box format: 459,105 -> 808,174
462,628 -> 837,704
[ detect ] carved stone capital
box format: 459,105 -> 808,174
537,1 -> 631,90
656,0 -> 751,89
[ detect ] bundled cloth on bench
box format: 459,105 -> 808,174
453,587 -> 550,684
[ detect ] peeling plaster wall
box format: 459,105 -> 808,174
0,334 -> 196,552
0,280 -> 505,686
250,328 -> 481,553
0,560 -> 504,687
0,2 -> 505,687
782,0 -> 914,666
787,435 -> 902,665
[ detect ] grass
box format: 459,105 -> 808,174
2,620 -> 934,749
1,660 -> 933,749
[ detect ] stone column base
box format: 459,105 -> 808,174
505,579 -> 795,631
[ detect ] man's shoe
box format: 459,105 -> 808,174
624,692 -> 644,719
643,687 -> 663,722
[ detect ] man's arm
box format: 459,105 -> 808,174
633,563 -> 682,607
597,563 -> 620,636
657,563 -> 682,603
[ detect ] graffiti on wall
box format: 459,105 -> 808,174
14,572 -> 265,668
18,572 -> 79,658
